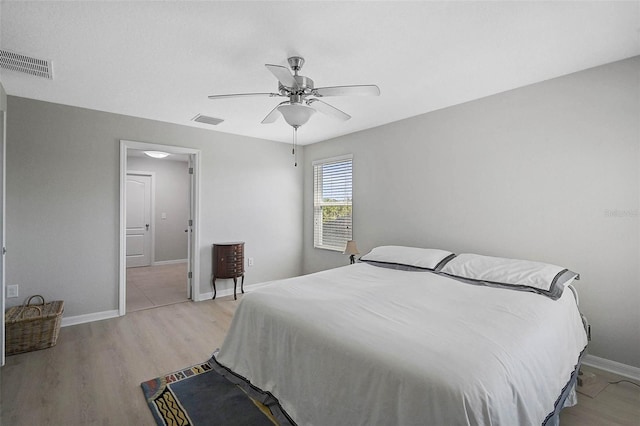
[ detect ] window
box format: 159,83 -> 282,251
313,155 -> 353,251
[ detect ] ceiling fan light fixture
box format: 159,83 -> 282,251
277,103 -> 315,128
144,151 -> 170,159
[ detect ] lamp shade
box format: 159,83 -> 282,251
343,240 -> 360,256
277,103 -> 315,127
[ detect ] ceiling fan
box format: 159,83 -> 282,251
208,56 -> 380,129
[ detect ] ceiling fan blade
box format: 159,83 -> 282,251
265,64 -> 297,88
307,99 -> 351,121
313,85 -> 380,97
208,92 -> 280,100
261,101 -> 288,124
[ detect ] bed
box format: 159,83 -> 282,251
214,246 -> 588,426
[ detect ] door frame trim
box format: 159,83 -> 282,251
1,85 -> 6,366
126,170 -> 156,267
119,140 -> 201,316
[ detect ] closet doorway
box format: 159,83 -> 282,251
119,140 -> 201,315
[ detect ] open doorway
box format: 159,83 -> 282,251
126,160 -> 188,311
119,140 -> 201,316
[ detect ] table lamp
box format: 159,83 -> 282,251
343,240 -> 360,264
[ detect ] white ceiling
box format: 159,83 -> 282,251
1,1 -> 638,145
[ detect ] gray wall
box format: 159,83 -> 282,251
127,155 -> 190,263
303,57 -> 640,368
6,96 -> 304,316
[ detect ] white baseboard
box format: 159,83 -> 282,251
583,354 -> 640,381
152,259 -> 187,266
198,287 -> 238,301
195,282 -> 272,301
60,282 -> 272,325
61,310 -> 120,328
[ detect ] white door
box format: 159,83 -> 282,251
126,174 -> 152,267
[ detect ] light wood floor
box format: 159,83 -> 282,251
126,263 -> 189,312
562,365 -> 640,426
2,296 -> 639,425
2,297 -> 239,426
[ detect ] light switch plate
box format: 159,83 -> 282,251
7,284 -> 18,298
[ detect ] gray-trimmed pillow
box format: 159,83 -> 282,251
359,246 -> 455,272
439,253 -> 579,299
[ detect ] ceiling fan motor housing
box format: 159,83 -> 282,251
293,75 -> 313,92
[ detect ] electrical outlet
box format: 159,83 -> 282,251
7,284 -> 18,298
248,257 -> 254,267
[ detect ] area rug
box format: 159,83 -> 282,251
141,355 -> 296,426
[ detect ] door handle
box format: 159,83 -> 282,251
146,224 -> 150,231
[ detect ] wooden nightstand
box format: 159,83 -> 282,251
212,242 -> 245,300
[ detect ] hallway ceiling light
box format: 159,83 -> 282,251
144,151 -> 170,159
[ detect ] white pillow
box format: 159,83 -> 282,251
440,253 -> 578,299
360,246 -> 454,271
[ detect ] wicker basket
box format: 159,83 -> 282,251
5,295 -> 64,356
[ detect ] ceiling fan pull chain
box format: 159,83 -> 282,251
293,127 -> 298,167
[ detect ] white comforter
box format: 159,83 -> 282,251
217,263 -> 588,426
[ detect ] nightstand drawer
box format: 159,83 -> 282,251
212,242 -> 245,278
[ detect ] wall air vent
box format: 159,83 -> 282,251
0,49 -> 53,79
192,114 -> 224,126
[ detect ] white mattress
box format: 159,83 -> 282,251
217,263 -> 588,426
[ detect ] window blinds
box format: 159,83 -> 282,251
313,155 -> 353,251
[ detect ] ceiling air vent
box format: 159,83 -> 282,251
0,49 -> 53,79
192,114 -> 224,126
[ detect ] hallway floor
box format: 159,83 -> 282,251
126,262 -> 188,312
